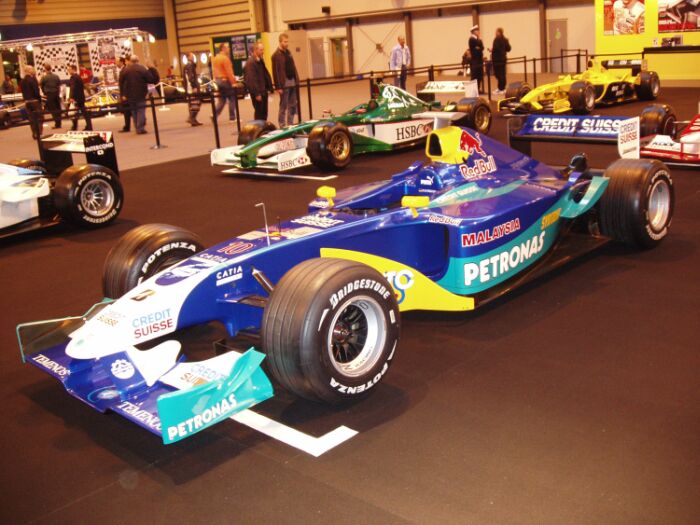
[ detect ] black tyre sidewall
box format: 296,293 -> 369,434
238,120 -> 276,145
505,81 -> 530,101
54,165 -> 123,227
102,224 -> 204,298
569,81 -> 594,114
0,111 -> 10,129
454,98 -> 492,134
307,122 -> 353,170
8,159 -> 47,174
640,104 -> 675,137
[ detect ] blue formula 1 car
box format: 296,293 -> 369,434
18,125 -> 674,444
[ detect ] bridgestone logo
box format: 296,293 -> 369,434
141,242 -> 197,274
329,279 -> 390,308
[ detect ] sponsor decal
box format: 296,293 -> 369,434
459,130 -> 487,157
463,232 -> 546,286
165,393 -> 238,441
32,354 -> 70,377
462,218 -> 521,247
81,207 -> 119,224
349,125 -> 369,136
217,241 -> 254,255
155,260 -> 214,286
198,252 -> 229,264
395,122 -> 432,142
94,388 -> 120,400
216,265 -> 243,286
384,269 -> 415,304
329,343 -> 394,394
280,226 -> 322,239
291,214 -> 344,228
279,154 -> 310,171
420,174 -> 435,186
117,401 -> 161,431
459,155 -> 497,179
428,214 -> 462,226
142,242 -> 199,275
529,116 -> 623,136
381,85 -> 421,109
618,117 -> 640,159
84,142 -> 114,154
329,279 -> 391,308
96,310 -> 124,327
541,208 -> 561,229
180,364 -> 226,387
130,289 -> 155,302
309,199 -> 329,209
110,359 -> 135,380
433,185 -> 479,204
132,308 -> 173,339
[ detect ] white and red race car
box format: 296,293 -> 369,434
638,104 -> 700,167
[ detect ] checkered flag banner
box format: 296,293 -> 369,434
34,44 -> 78,80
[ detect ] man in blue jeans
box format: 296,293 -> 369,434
211,42 -> 237,121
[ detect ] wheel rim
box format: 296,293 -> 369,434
651,77 -> 659,97
585,87 -> 595,109
648,178 -> 671,232
663,116 -> 675,136
80,179 -> 115,218
328,131 -> 350,161
327,295 -> 386,377
474,106 -> 491,133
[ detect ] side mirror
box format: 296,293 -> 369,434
401,195 -> 430,218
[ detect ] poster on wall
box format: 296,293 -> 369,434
246,34 -> 257,56
658,0 -> 700,32
231,36 -> 246,59
603,0 -> 646,35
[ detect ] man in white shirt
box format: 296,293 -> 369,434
389,36 -> 411,90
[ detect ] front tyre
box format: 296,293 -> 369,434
262,258 -> 400,404
306,122 -> 354,171
505,81 -> 531,101
53,164 -> 123,227
598,159 -> 673,249
102,223 -> 204,298
569,81 -> 596,114
636,71 -> 660,101
237,120 -> 277,145
640,104 -> 676,138
453,97 -> 492,134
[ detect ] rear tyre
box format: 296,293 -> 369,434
640,104 -> 676,138
262,258 -> 400,404
306,122 -> 354,171
0,110 -> 10,129
102,223 -> 204,298
598,159 -> 673,249
453,97 -> 492,135
237,120 -> 277,146
53,164 -> 123,228
8,159 -> 47,174
636,71 -> 660,101
505,81 -> 531,101
569,81 -> 596,114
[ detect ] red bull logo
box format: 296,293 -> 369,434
459,130 -> 486,157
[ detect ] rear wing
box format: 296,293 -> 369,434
601,59 -> 643,75
412,111 -> 467,130
508,114 -> 640,159
39,131 -> 119,175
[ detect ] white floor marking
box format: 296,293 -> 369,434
231,409 -> 358,457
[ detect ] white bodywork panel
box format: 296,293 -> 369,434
0,163 -> 51,230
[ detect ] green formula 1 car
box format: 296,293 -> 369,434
498,58 -> 660,115
211,82 -> 492,174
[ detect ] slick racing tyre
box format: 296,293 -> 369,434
262,258 -> 400,404
162,85 -> 186,102
640,104 -> 676,138
0,110 -> 10,129
53,164 -> 123,228
505,81 -> 531,101
102,223 -> 204,298
635,71 -> 660,101
8,158 -> 47,174
569,81 -> 596,114
598,159 -> 673,249
237,120 -> 277,146
306,122 -> 354,171
453,97 -> 492,135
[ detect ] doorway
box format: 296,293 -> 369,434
330,38 -> 348,77
548,19 -> 568,73
309,37 -> 326,79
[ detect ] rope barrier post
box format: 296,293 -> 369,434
234,89 -> 241,135
576,51 -> 581,74
149,95 -> 165,150
295,81 -> 302,123
306,78 -> 313,120
532,58 -> 538,87
368,72 -> 374,96
486,66 -> 492,101
210,91 -> 221,150
158,83 -> 171,111
560,49 -> 564,73
429,65 -> 435,82
524,56 -> 528,85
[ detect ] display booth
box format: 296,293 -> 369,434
595,0 -> 700,82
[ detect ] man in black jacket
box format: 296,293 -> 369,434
491,28 -> 512,94
468,25 -> 485,94
21,66 -> 43,139
271,33 -> 298,127
119,55 -> 151,134
243,41 -> 273,121
68,65 -> 92,131
183,52 -> 202,126
117,56 -> 131,132
40,63 -> 62,128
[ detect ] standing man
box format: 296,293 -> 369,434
2,75 -> 15,94
469,25 -> 485,94
243,41 -> 273,121
119,55 -> 150,134
184,52 -> 202,126
271,33 -> 299,127
117,56 -> 131,132
21,66 -> 43,139
490,28 -> 511,95
68,65 -> 92,131
40,64 -> 62,129
212,42 -> 237,121
389,35 -> 411,90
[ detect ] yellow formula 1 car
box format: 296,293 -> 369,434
498,58 -> 660,115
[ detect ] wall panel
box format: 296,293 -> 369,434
1,0 -> 163,25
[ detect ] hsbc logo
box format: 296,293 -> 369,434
395,123 -> 432,142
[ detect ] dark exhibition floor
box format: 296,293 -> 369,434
1,90 -> 699,524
